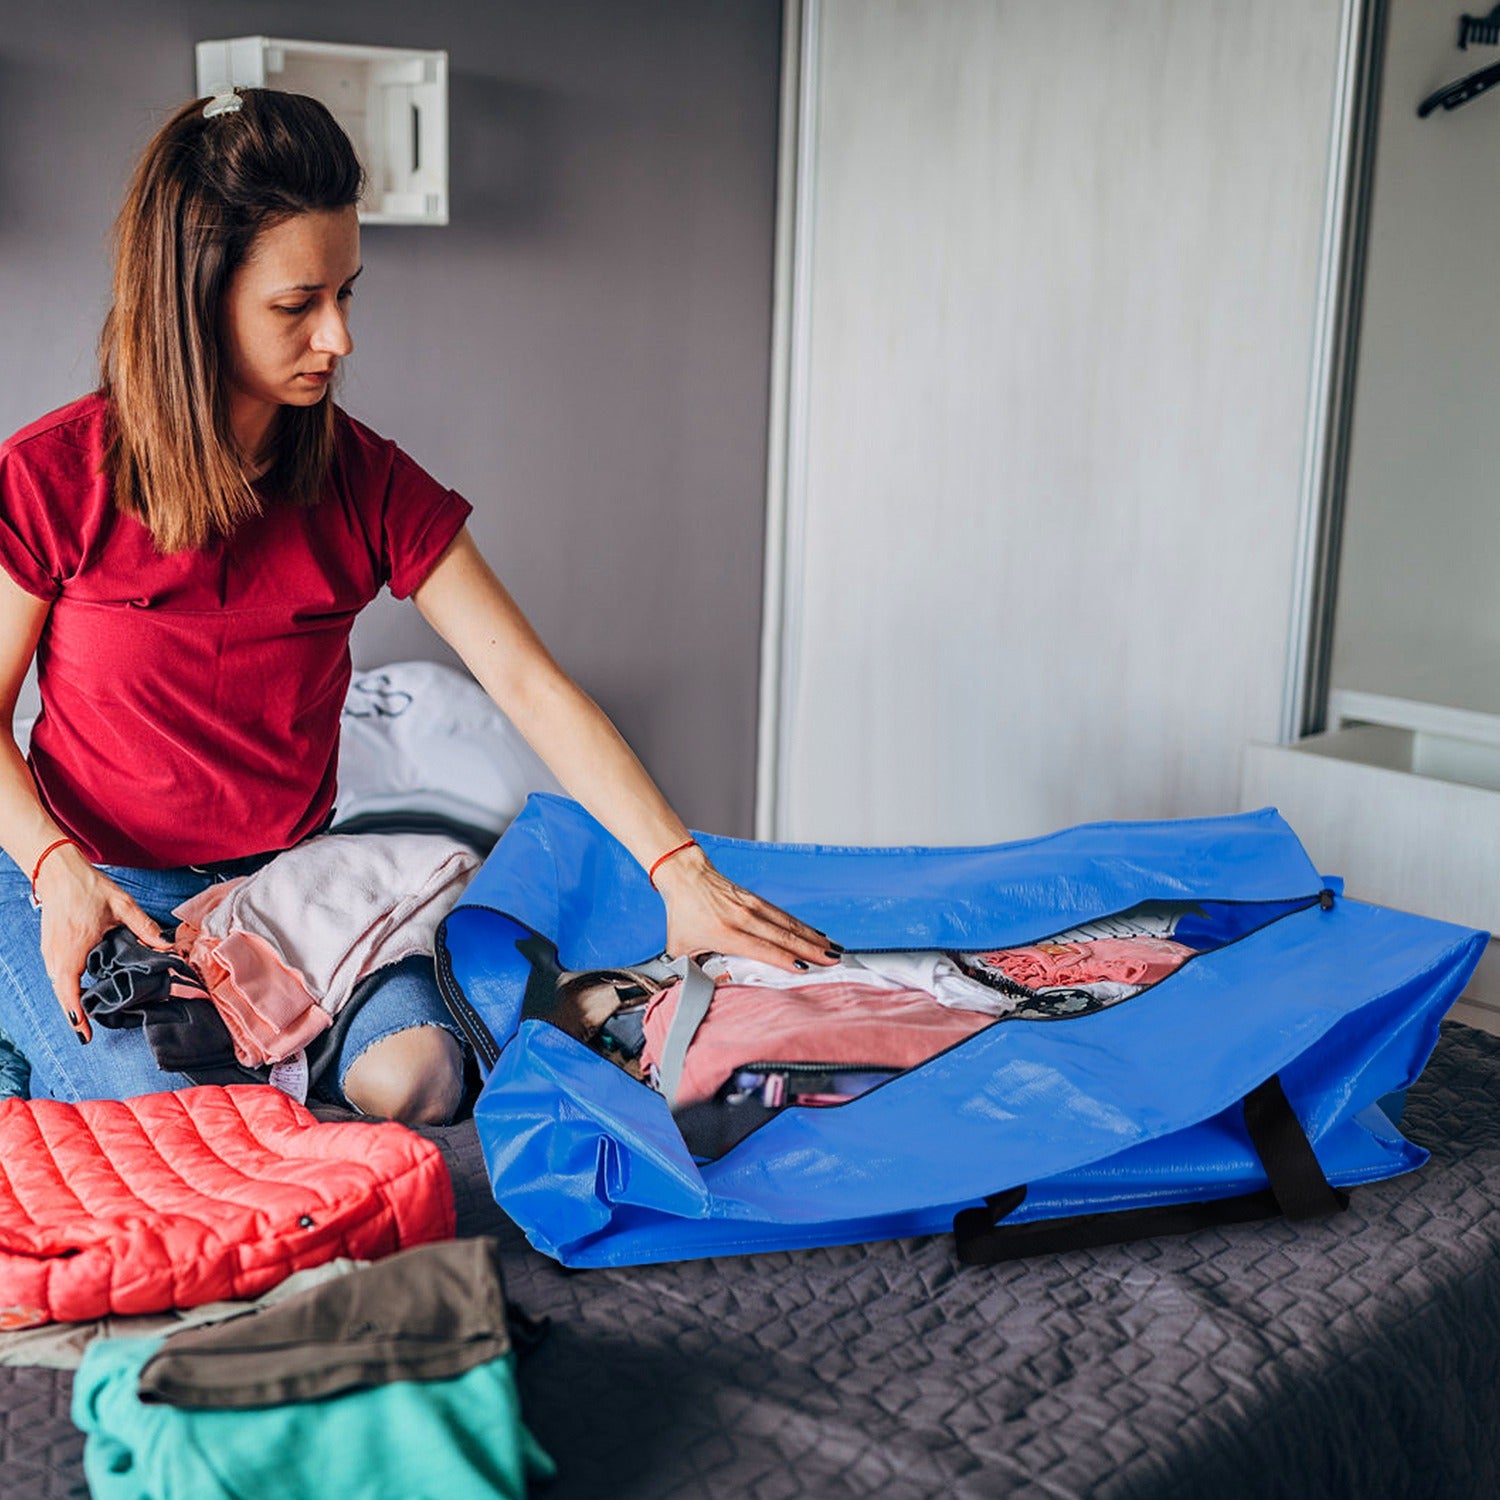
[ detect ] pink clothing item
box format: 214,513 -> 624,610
967,936 -> 1193,992
171,882 -> 332,1069
640,980 -> 992,1111
172,834 -> 479,1068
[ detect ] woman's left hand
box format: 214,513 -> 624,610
655,844 -> 841,972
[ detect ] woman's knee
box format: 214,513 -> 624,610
341,1025 -> 464,1125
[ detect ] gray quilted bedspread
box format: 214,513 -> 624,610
7,1021 -> 1500,1499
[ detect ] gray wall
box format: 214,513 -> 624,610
1330,1 -> 1500,715
0,0 -> 781,836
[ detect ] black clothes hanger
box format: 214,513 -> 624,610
1419,6 -> 1500,116
1460,4 -> 1500,48
1417,57 -> 1500,115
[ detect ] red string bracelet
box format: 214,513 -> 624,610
648,838 -> 699,889
30,837 -> 79,905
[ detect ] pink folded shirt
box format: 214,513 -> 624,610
965,936 -> 1194,992
640,979 -> 992,1111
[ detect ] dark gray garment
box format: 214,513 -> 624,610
81,926 -> 255,1085
137,1237 -> 514,1409
80,926 -> 389,1094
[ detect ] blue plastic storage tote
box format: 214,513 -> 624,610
436,795 -> 1486,1268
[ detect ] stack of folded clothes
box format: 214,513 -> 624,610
73,1238 -> 553,1500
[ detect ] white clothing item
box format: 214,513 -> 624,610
268,1049 -> 310,1104
699,950 -> 1020,1018
851,951 -> 1014,1012
699,952 -> 902,993
334,661 -> 563,835
1034,980 -> 1141,1005
1050,901 -> 1200,944
172,834 -> 480,1067
699,950 -> 1154,1019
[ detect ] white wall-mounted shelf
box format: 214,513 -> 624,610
196,37 -> 448,226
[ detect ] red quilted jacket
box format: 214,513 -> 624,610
0,1086 -> 455,1327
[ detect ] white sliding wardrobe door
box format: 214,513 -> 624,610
768,0 -> 1345,844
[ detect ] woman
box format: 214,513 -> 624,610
0,89 -> 836,1123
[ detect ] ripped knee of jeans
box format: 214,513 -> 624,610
341,1024 -> 464,1126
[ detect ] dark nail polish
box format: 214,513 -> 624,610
67,1010 -> 79,1025
825,948 -> 843,960
76,1030 -> 88,1046
794,959 -> 810,971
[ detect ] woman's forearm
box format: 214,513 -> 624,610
477,657 -> 692,872
413,530 -> 834,966
0,734 -> 70,882
413,530 -> 693,869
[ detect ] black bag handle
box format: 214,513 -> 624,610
1241,1074 -> 1348,1221
953,1073 -> 1349,1267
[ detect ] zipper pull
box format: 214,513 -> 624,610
1319,889 -> 1336,912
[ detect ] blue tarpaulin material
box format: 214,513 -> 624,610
437,794 -> 1486,1268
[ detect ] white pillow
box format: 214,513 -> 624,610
334,661 -> 563,836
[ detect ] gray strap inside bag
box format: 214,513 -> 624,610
652,956 -> 717,1111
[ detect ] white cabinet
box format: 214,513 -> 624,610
196,37 -> 448,226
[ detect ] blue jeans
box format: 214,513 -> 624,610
0,852 -> 464,1108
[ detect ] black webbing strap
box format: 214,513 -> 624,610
1241,1074 -> 1349,1221
953,1073 -> 1349,1267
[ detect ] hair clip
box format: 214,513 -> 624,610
203,90 -> 243,120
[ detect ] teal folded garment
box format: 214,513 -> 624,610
73,1334 -> 555,1500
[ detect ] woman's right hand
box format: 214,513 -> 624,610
33,844 -> 167,1044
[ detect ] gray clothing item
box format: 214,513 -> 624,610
137,1237 -> 514,1410
0,1260 -> 363,1372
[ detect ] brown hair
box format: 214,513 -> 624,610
97,89 -> 365,553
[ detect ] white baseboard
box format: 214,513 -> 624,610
1449,996 -> 1500,1037
1449,937 -> 1500,1037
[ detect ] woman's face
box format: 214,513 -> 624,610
219,206 -> 361,452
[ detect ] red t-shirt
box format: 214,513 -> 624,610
0,393 -> 473,867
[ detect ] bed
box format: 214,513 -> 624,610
7,669 -> 1498,1494
7,1018 -> 1499,1499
